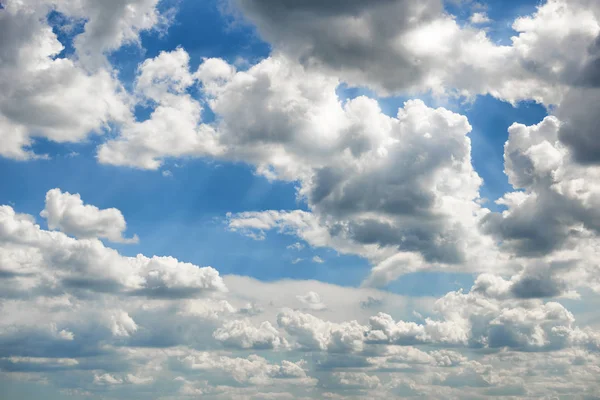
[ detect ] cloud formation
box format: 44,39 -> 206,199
41,189 -> 138,243
3,0 -> 600,398
1,192 -> 600,398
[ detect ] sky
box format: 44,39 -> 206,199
1,0 -> 600,399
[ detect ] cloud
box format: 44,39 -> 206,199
480,114 -> 600,293
97,48 -> 223,169
3,1 -> 600,398
469,12 -> 490,24
40,188 -> 138,243
213,319 -> 289,350
277,308 -> 367,352
228,0 -> 582,104
196,55 -> 501,285
297,291 -> 326,311
1,194 -> 600,397
0,201 -> 226,299
180,352 -> 315,387
0,0 -> 171,160
287,242 -> 305,251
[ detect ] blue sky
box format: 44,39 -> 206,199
2,0 -> 600,398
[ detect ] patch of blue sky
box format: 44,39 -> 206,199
46,10 -> 86,59
462,95 -> 547,209
445,0 -> 543,44
0,138 -> 373,287
108,0 -> 270,92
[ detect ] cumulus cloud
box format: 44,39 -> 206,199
40,188 -> 138,243
213,319 -> 289,350
228,0 -> 592,104
481,114 -> 600,293
97,48 -> 223,169
297,291 -> 327,311
0,0 -> 172,160
277,308 -> 367,353
196,55 -> 502,285
470,12 -> 490,24
272,277 -> 600,354
0,200 -> 226,299
2,194 -> 600,398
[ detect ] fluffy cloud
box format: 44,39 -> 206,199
230,0 -> 592,104
277,308 -> 367,352
98,49 -> 503,286
271,277 -> 600,354
180,352 -> 315,388
297,291 -> 326,311
97,48 -> 222,169
481,115 -> 600,293
1,194 -> 600,398
0,0 -> 171,160
213,319 -> 289,350
40,188 -> 138,243
0,197 -> 225,299
202,54 -> 502,284
0,4 -> 130,159
230,0 -> 501,97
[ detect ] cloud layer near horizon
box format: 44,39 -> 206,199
1,189 -> 600,398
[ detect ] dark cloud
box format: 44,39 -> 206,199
557,88 -> 600,164
233,0 -> 443,92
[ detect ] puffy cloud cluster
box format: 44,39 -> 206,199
482,115 -> 600,293
5,0 -> 600,292
277,309 -> 367,353
97,48 -> 223,169
194,53 -> 501,285
0,0 -> 172,160
230,0 -> 599,104
1,192 -> 600,398
273,279 -> 600,354
0,189 -> 226,299
213,319 -> 289,350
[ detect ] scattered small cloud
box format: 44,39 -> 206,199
287,242 -> 305,251
470,12 -> 491,24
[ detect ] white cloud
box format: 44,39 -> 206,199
470,12 -> 490,24
0,201 -> 226,299
287,242 -> 305,251
40,188 -> 138,243
213,319 -> 289,350
97,48 -> 223,169
331,371 -> 380,390
297,291 -> 326,311
481,115 -> 600,293
228,0 -> 576,104
180,352 -> 315,387
277,308 -> 368,353
0,0 -> 170,159
1,201 -> 600,398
